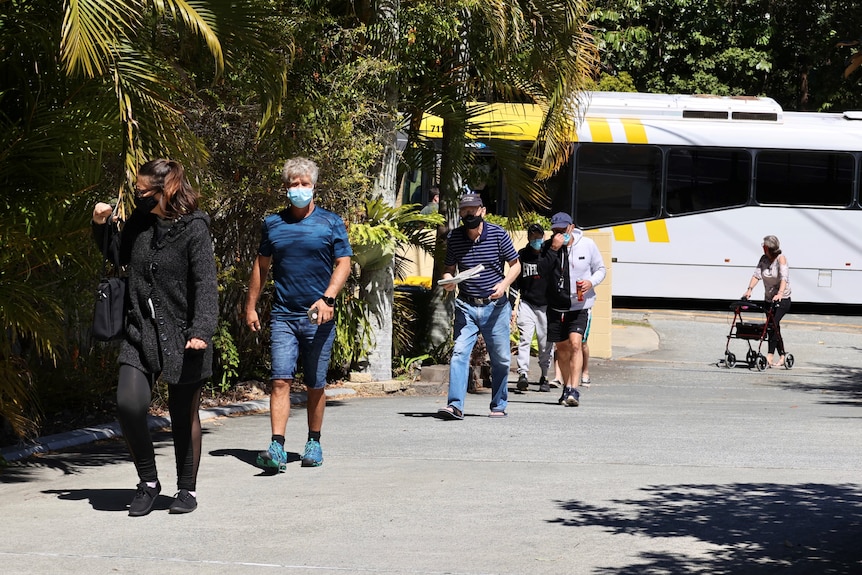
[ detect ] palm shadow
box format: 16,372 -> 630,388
551,482 -> 862,574
772,364 -> 862,408
0,431 -> 174,483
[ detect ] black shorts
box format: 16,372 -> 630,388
547,308 -> 590,343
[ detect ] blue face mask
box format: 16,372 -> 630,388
562,233 -> 571,243
287,187 -> 313,208
529,239 -> 543,250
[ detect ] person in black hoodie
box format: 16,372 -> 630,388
512,223 -> 554,392
92,159 -> 218,516
538,212 -> 606,408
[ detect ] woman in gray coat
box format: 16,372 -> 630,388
93,159 -> 218,516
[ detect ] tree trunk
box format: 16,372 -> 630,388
425,10 -> 470,352
361,146 -> 397,381
360,0 -> 399,381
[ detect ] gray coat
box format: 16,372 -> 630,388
95,209 -> 219,384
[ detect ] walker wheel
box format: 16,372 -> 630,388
784,354 -> 794,369
746,350 -> 757,365
725,352 -> 736,369
755,354 -> 768,372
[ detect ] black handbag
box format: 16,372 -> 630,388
93,276 -> 127,341
92,204 -> 126,342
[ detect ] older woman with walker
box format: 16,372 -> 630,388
742,235 -> 791,368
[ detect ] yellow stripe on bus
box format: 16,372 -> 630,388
613,224 -> 635,241
587,118 -> 613,143
645,220 -> 669,242
621,118 -> 648,144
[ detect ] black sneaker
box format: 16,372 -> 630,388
565,387 -> 580,407
516,374 -> 529,391
169,489 -> 198,514
128,481 -> 161,517
538,376 -> 550,393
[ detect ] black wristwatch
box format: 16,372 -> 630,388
321,295 -> 336,307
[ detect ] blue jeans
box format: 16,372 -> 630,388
270,317 -> 336,389
448,297 -> 511,413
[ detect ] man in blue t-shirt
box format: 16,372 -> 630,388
245,157 -> 353,470
437,193 -> 521,420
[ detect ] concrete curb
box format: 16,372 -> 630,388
0,388 -> 355,463
0,323 -> 659,463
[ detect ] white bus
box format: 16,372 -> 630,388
416,93 -> 862,305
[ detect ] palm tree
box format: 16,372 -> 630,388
60,0 -> 286,187
400,0 -> 599,351
0,0 -> 286,440
347,0 -> 597,379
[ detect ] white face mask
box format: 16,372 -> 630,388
287,187 -> 313,208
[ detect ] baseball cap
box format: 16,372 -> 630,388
527,223 -> 545,235
458,193 -> 484,209
550,212 -> 573,228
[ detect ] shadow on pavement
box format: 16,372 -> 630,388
209,448 -> 301,475
41,487 -> 173,513
774,365 -> 862,408
551,482 -> 862,574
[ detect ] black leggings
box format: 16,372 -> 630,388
768,298 -> 791,356
116,365 -> 204,491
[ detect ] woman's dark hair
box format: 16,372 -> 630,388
137,159 -> 198,219
527,223 -> 545,236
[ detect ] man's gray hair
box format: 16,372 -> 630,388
762,234 -> 781,255
282,157 -> 319,186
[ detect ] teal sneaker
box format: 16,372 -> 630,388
301,439 -> 323,467
256,440 -> 288,472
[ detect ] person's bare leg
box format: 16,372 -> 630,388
555,342 -> 573,388
270,378 -> 291,434
569,333 -> 584,389
552,354 -> 561,387
301,387 -> 326,467
256,378 -> 292,470
306,387 -> 326,433
581,340 -> 591,386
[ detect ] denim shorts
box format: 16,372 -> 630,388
270,317 -> 336,389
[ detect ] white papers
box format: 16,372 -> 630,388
437,264 -> 484,286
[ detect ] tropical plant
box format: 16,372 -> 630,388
0,0 -> 286,441
347,198 -> 444,373
59,0 -> 286,185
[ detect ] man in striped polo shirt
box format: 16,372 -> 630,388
436,193 -> 521,419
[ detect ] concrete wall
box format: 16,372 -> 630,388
397,230 -> 613,359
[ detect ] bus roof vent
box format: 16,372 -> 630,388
683,110 -> 729,120
586,92 -> 784,123
731,111 -> 780,121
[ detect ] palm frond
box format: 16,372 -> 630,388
61,0 -> 143,77
153,0 -> 224,76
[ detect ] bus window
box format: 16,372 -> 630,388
755,151 -> 854,207
574,144 -> 662,228
666,148 -> 751,215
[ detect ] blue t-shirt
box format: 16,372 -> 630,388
444,222 -> 518,298
258,207 -> 353,320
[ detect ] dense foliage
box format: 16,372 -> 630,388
4,0 -> 862,444
591,0 -> 862,111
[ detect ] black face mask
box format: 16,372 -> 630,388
461,214 -> 483,229
134,194 -> 159,214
